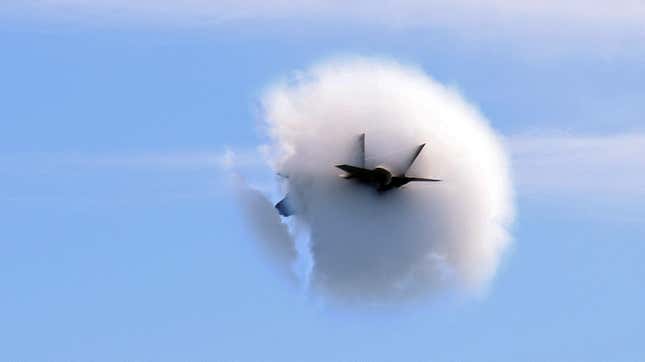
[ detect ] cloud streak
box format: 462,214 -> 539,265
9,0 -> 645,46
509,133 -> 645,199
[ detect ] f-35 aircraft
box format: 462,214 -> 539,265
275,133 -> 441,217
336,133 -> 441,192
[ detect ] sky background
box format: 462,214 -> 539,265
1,2 -> 644,361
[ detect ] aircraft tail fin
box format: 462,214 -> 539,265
358,133 -> 366,168
401,143 -> 426,175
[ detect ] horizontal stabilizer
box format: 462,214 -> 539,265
405,177 -> 441,182
390,176 -> 441,188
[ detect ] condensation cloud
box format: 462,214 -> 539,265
243,57 -> 514,303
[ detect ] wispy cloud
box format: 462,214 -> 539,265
0,149 -> 260,171
8,1 -> 645,47
509,133 -> 645,199
25,0 -> 645,26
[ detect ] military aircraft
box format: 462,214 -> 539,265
275,133 -> 441,217
336,133 -> 441,192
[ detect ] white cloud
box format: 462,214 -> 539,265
250,57 -> 515,302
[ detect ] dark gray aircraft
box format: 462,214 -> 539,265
275,133 -> 441,217
336,133 -> 441,192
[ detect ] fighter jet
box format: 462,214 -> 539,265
275,133 -> 441,217
336,133 -> 441,192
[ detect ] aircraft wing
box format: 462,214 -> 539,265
335,164 -> 372,178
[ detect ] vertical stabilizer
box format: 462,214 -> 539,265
358,133 -> 366,168
401,143 -> 426,176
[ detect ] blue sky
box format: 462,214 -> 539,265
1,2 -> 644,361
